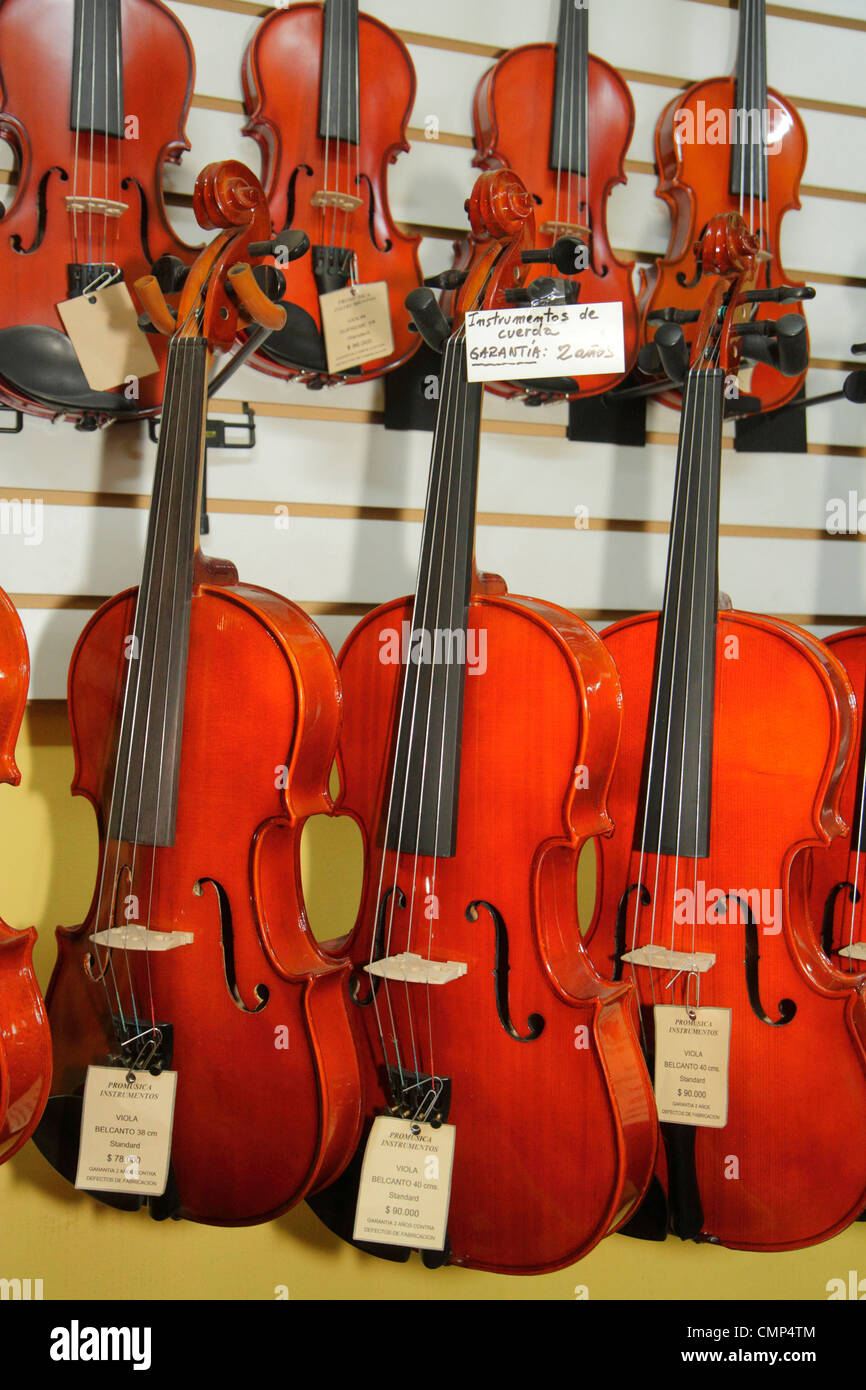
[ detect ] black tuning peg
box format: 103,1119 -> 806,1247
845,370 -> 866,402
150,255 -> 189,294
852,341 -> 866,355
654,321 -> 689,383
251,264 -> 287,303
735,312 -> 808,376
405,287 -> 451,352
521,235 -> 584,276
423,269 -> 468,291
247,229 -> 310,264
504,276 -> 580,307
645,307 -> 700,324
741,285 -> 816,304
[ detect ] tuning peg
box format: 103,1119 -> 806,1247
150,255 -> 190,294
521,236 -> 585,276
405,287 -> 451,352
423,269 -> 468,291
852,342 -> 866,355
654,321 -> 688,383
741,285 -> 815,304
637,342 -> 662,376
645,307 -> 701,324
735,312 -> 808,376
251,264 -> 287,303
844,369 -> 866,402
247,229 -> 310,264
504,276 -> 580,307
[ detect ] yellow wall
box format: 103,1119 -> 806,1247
0,705 -> 862,1302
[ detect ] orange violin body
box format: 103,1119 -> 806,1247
35,163 -> 365,1225
807,629 -> 866,976
0,0 -> 196,425
0,586 -> 51,1165
471,26 -> 639,400
242,2 -> 422,385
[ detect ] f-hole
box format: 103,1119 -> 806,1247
356,172 -> 392,253
120,176 -> 155,265
193,877 -> 269,1014
352,885 -> 405,1006
10,167 -> 68,254
614,882 -> 651,981
85,861 -> 130,983
822,880 -> 859,959
720,893 -> 796,1027
285,164 -> 314,229
466,899 -> 544,1042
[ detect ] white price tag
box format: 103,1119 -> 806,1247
465,300 -> 624,381
653,1006 -> 732,1128
75,1065 -> 177,1195
319,281 -> 394,373
352,1115 -> 455,1250
56,281 -> 158,389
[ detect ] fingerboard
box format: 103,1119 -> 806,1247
70,0 -> 125,140
729,0 -> 769,207
550,0 -> 589,176
319,0 -> 360,144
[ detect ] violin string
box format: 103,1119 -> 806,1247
759,0 -> 771,260
87,0 -> 97,268
845,675 -> 866,966
322,1 -> 333,254
333,0 -> 343,252
582,1 -> 590,246
72,0 -> 87,266
353,0 -> 361,252
101,0 -> 109,271
553,0 -> 567,240
111,0 -> 123,273
565,0 -> 575,236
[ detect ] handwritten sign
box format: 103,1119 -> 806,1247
464,301 -> 624,381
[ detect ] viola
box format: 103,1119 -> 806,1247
465,0 -> 639,403
241,0 -> 422,386
0,0 -> 196,428
0,586 -> 51,1165
585,212 -> 866,1250
307,169 -> 658,1275
639,0 -> 811,415
33,161 -> 365,1225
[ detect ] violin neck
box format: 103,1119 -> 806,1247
641,368 -> 724,859
107,337 -> 208,847
70,0 -> 125,139
386,333 -> 483,858
730,0 -> 769,203
319,0 -> 360,144
550,0 -> 589,177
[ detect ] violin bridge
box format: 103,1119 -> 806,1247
620,945 -> 716,973
90,925 -> 194,952
838,942 -> 866,960
365,951 -> 467,985
311,190 -> 363,212
540,219 -> 590,240
65,195 -> 128,219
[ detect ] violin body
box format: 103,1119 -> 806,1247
807,628 -> 866,975
242,3 -> 422,385
318,587 -> 657,1274
472,41 -> 639,399
0,585 -> 51,1165
42,564 -> 364,1224
0,0 -> 195,425
586,609 -> 866,1249
642,77 -> 808,413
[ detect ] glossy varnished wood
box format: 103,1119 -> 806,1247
0,586 -> 51,1164
586,610 -> 866,1250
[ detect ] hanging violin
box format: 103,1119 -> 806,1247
307,169 -> 658,1276
585,212 -> 866,1250
33,161 -> 365,1226
0,585 -> 51,1165
0,0 -> 196,427
462,0 -> 639,403
639,0 -> 812,415
241,0 -> 422,386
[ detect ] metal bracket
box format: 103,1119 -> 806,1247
0,407 -> 23,434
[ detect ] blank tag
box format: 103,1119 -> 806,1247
353,1115 -> 455,1250
465,300 -> 625,381
653,1006 -> 732,1128
319,281 -> 394,374
74,1065 -> 177,1196
57,281 -> 158,390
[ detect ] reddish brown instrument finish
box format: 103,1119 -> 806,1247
315,171 -> 658,1275
472,42 -> 639,399
642,78 -> 808,413
41,163 -> 365,1225
807,629 -> 866,976
242,3 -> 422,385
0,0 -> 195,425
0,586 -> 51,1164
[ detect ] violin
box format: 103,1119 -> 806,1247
0,0 -> 196,427
585,212 -> 866,1250
639,0 -> 811,415
464,0 -> 639,403
307,169 -> 658,1275
33,161 -> 365,1225
0,585 -> 51,1165
241,0 -> 422,386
